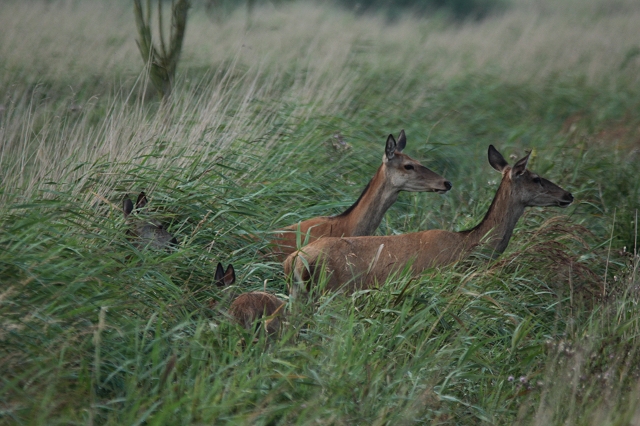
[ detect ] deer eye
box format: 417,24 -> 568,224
533,176 -> 542,184
404,164 -> 414,171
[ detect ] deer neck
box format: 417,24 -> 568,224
465,176 -> 525,257
337,165 -> 399,236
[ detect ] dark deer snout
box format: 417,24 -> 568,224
559,192 -> 574,207
436,180 -> 452,194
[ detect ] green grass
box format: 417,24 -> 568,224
1,0 -> 639,424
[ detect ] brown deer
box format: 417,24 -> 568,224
285,145 -> 574,295
270,130 -> 452,260
123,192 -> 178,249
215,263 -> 285,335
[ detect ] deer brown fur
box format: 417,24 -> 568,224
285,145 -> 574,295
215,263 -> 285,335
270,130 -> 452,260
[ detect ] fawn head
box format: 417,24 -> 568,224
123,192 -> 178,249
488,145 -> 574,208
383,130 -> 452,194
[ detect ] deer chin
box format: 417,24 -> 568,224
409,187 -> 447,193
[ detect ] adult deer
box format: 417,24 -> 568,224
215,263 -> 285,335
270,130 -> 452,260
285,145 -> 574,295
123,192 -> 178,250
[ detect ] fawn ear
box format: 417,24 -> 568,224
385,134 -> 397,160
396,129 -> 407,152
488,145 -> 509,172
135,192 -> 147,210
224,264 -> 236,286
215,262 -> 225,287
511,151 -> 530,177
123,197 -> 134,218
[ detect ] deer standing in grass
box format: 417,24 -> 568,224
285,145 -> 574,295
123,192 -> 178,250
215,263 -> 285,335
270,130 -> 452,260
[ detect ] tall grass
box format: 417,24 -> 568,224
1,0 -> 639,424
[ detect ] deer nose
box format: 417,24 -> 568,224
444,181 -> 452,191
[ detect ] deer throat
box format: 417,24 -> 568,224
465,182 -> 526,256
348,181 -> 399,237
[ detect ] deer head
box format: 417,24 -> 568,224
383,130 -> 452,194
123,192 -> 178,250
488,145 -> 574,208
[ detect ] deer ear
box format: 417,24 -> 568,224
123,197 -> 133,218
396,129 -> 407,152
488,145 -> 509,172
135,192 -> 147,210
511,151 -> 530,177
224,264 -> 236,286
215,262 -> 225,287
385,134 -> 397,160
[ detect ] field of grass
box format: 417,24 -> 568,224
1,0 -> 639,424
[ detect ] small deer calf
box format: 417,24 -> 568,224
123,192 -> 177,250
215,263 -> 285,335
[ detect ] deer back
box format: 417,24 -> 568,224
229,292 -> 285,335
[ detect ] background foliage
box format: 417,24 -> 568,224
337,0 -> 507,20
0,0 -> 639,424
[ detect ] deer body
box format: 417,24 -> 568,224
270,130 -> 451,260
229,291 -> 285,334
285,145 -> 574,294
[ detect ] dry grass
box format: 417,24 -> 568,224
1,0 -> 639,203
1,0 -> 638,88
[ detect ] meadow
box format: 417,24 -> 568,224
1,0 -> 639,423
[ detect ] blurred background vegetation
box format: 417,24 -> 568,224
206,0 -> 508,20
